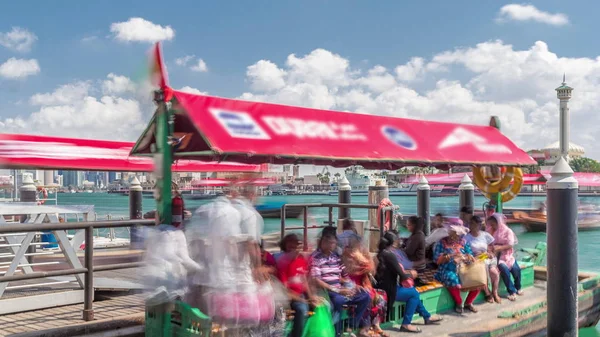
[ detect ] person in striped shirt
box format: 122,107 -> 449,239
310,232 -> 371,337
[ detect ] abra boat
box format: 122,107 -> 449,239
514,210 -> 600,232
255,201 -> 303,219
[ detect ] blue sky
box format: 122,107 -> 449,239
2,1 -> 600,159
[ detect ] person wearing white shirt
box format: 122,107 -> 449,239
465,216 -> 501,304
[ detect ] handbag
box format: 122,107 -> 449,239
458,259 -> 487,290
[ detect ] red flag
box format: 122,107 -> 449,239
149,42 -> 172,100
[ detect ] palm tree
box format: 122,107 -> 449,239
334,172 -> 341,182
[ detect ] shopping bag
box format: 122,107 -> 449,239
301,304 -> 335,337
458,260 -> 487,290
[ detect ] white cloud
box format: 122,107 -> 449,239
175,55 -> 208,73
190,59 -> 208,72
0,27 -> 37,52
4,76 -> 145,140
0,58 -> 40,79
110,17 -> 175,43
246,60 -> 286,92
241,42 -> 600,159
30,82 -> 91,106
179,86 -> 207,95
102,73 -> 136,94
497,4 -> 569,26
175,55 -> 194,66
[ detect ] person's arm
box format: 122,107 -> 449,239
494,230 -> 516,253
382,250 -> 411,281
404,236 -> 418,260
434,241 -> 451,265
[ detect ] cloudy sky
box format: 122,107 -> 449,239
1,1 -> 599,161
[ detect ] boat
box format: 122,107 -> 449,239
182,191 -> 223,200
254,201 -> 303,218
514,208 -> 600,232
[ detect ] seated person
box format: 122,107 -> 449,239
425,214 -> 450,265
376,231 -> 442,333
433,224 -> 481,314
277,234 -> 315,337
310,232 -> 371,337
487,213 -> 523,301
387,229 -> 413,270
404,216 -> 426,270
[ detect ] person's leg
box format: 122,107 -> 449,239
498,263 -> 517,296
446,287 -> 463,307
488,265 -> 501,302
290,300 -> 309,337
511,263 -> 523,293
348,290 -> 371,331
465,290 -> 480,305
328,291 -> 347,335
394,286 -> 422,332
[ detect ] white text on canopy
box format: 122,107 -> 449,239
262,117 -> 368,141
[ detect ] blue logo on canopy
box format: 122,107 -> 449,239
381,126 -> 417,150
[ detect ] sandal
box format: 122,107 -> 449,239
493,293 -> 502,304
465,304 -> 478,313
455,306 -> 463,314
484,294 -> 494,303
507,294 -> 517,301
517,290 -> 524,296
373,328 -> 390,337
400,325 -> 422,333
424,315 -> 443,325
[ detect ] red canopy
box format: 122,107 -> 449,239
0,134 -> 262,172
131,91 -> 536,169
540,170 -> 600,187
190,179 -> 230,187
403,172 -> 546,185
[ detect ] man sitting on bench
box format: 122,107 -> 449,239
310,232 -> 371,337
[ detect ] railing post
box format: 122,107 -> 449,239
280,205 -> 287,239
129,176 -> 143,249
328,207 -> 333,226
302,207 -> 308,251
83,226 -> 94,321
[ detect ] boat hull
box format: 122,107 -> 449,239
514,212 -> 600,232
257,207 -> 303,219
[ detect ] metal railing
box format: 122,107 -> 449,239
280,203 -> 397,250
0,219 -> 155,321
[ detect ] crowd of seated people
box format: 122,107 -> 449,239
270,212 -> 522,336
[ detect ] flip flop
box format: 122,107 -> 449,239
465,304 -> 478,313
400,326 -> 422,333
424,316 -> 443,325
485,294 -> 494,303
507,294 -> 517,301
517,290 -> 524,296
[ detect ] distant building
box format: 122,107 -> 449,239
527,142 -> 585,166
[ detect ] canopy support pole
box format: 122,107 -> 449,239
153,90 -> 173,226
489,116 -> 503,213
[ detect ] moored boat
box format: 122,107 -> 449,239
514,210 -> 600,232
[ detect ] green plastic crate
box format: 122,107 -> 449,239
146,300 -> 212,337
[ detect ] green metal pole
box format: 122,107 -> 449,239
153,90 -> 173,225
489,116 -> 503,213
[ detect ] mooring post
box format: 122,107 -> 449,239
129,176 -> 143,249
458,174 -> 474,219
338,176 -> 351,220
368,180 -> 389,252
417,176 -> 431,236
20,174 -> 37,263
546,157 -> 578,336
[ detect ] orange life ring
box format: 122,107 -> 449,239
37,187 -> 48,205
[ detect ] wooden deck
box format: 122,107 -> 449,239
0,268 -> 145,337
